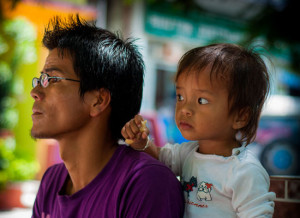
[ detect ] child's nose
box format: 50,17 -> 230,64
181,103 -> 193,116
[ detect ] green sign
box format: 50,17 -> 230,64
145,7 -> 246,43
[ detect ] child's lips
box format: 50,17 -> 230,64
179,121 -> 192,130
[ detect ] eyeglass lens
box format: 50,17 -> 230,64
41,74 -> 49,87
32,78 -> 39,88
32,73 -> 50,88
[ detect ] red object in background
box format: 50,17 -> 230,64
141,112 -> 167,147
255,120 -> 293,146
0,183 -> 24,210
46,142 -> 62,168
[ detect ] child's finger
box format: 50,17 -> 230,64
128,119 -> 140,135
134,114 -> 144,127
121,126 -> 129,139
136,132 -> 143,140
125,122 -> 136,139
141,131 -> 149,140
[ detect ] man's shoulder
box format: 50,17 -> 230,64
118,145 -> 182,189
118,145 -> 179,181
41,162 -> 66,183
120,144 -> 166,167
111,147 -> 184,218
45,162 -> 65,173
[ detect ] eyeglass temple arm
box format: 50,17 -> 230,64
48,76 -> 80,82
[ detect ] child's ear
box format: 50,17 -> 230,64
90,88 -> 111,117
232,107 -> 250,130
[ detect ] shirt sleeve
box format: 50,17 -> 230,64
119,164 -> 184,218
228,161 -> 276,217
159,141 -> 197,176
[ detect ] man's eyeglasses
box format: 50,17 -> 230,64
32,73 -> 80,88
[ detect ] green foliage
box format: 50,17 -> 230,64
0,17 -> 38,189
0,136 -> 39,189
0,17 -> 36,129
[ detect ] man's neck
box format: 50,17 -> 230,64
58,134 -> 118,195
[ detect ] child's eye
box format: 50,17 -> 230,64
198,98 -> 208,105
176,94 -> 184,101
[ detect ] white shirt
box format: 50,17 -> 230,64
159,141 -> 276,217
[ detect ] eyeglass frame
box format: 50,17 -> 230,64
32,73 -> 80,88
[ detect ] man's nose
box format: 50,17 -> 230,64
30,88 -> 44,101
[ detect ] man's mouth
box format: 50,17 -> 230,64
32,108 -> 43,116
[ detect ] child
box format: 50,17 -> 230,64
122,43 -> 276,217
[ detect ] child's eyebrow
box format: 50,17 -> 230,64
195,90 -> 214,97
176,85 -> 214,96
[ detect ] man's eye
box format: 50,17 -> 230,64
176,94 -> 184,101
50,78 -> 59,83
198,98 -> 208,105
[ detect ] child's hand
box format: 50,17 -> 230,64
121,114 -> 149,150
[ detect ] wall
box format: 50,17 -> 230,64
270,176 -> 300,218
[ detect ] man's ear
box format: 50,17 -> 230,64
90,88 -> 111,117
232,107 -> 250,130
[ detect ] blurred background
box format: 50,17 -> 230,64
0,0 -> 299,217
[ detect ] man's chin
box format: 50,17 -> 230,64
31,129 -> 49,139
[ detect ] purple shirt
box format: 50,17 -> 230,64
32,144 -> 184,218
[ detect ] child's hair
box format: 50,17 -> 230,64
42,15 -> 144,141
175,43 -> 270,145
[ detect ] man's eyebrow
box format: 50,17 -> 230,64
43,67 -> 64,74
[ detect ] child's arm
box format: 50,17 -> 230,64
121,114 -> 161,159
231,163 -> 275,217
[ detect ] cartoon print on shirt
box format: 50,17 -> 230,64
197,181 -> 213,201
182,176 -> 197,197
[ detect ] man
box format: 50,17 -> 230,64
31,15 -> 184,218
